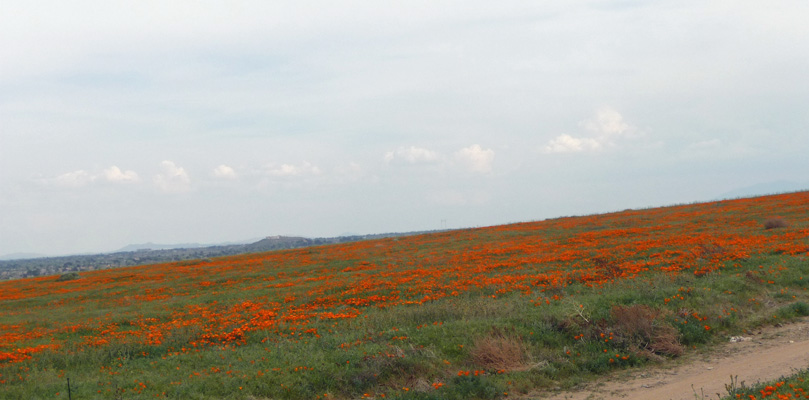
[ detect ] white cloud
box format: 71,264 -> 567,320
544,108 -> 639,153
383,144 -> 493,172
49,166 -> 140,187
454,144 -> 494,173
102,166 -> 140,183
212,164 -> 237,179
267,161 -> 321,177
581,108 -> 636,138
384,146 -> 440,164
55,170 -> 93,187
543,134 -> 602,153
154,160 -> 190,192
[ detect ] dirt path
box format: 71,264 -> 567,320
534,318 -> 809,400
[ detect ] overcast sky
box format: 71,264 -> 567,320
2,1 -> 808,256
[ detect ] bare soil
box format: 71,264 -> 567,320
533,318 -> 809,400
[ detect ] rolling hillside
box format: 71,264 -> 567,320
1,191 -> 808,399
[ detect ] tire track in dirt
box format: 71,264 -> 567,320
534,318 -> 809,400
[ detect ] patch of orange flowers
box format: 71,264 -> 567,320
736,380 -> 809,399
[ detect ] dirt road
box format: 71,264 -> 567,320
535,318 -> 809,400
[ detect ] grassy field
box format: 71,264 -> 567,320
2,191 -> 809,399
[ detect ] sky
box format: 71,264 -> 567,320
2,1 -> 808,256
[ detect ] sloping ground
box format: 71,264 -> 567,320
539,318 -> 809,400
2,191 -> 808,398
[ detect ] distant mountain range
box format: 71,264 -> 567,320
114,239 -> 261,253
0,231 -> 441,281
0,252 -> 47,261
0,239 -> 262,261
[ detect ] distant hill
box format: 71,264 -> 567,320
115,242 -> 209,252
0,231 -> 441,281
115,238 -> 260,253
0,252 -> 47,261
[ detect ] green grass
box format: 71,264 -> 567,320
3,254 -> 808,399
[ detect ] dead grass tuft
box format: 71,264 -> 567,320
745,270 -> 763,284
593,257 -> 622,279
610,304 -> 683,357
695,242 -> 726,259
469,327 -> 530,371
763,217 -> 789,230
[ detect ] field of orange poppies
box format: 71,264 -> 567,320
2,191 -> 808,399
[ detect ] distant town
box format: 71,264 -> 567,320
0,231 -> 438,281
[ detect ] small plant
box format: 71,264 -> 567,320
775,302 -> 809,319
56,272 -> 80,282
720,374 -> 749,399
792,301 -> 809,316
763,217 -> 789,230
113,384 -> 124,400
451,374 -> 503,400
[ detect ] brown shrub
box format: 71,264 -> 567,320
695,242 -> 726,259
593,257 -> 622,279
647,328 -> 683,356
745,270 -> 763,284
763,217 -> 789,230
469,327 -> 530,371
610,304 -> 683,357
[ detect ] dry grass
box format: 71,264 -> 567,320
696,242 -> 726,259
469,327 -> 530,371
593,256 -> 622,279
763,217 -> 789,230
745,270 -> 764,284
610,304 -> 683,357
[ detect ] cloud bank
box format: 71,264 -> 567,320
52,166 -> 140,187
384,146 -> 440,164
543,108 -> 639,154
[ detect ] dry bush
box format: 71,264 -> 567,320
695,242 -> 726,259
745,270 -> 763,284
593,257 -> 622,279
469,327 -> 530,371
610,304 -> 683,357
646,327 -> 683,357
763,217 -> 789,230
